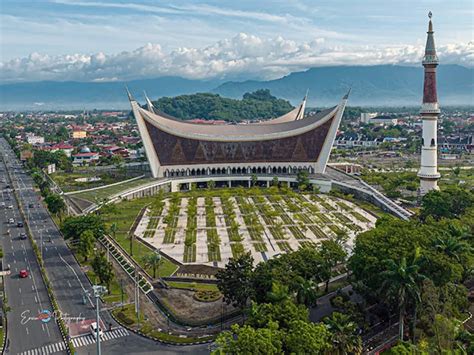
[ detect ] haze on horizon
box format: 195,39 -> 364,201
0,0 -> 473,84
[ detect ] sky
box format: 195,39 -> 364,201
0,0 -> 473,83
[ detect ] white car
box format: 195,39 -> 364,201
90,322 -> 104,339
8,218 -> 14,224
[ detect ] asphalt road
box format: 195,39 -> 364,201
1,156 -> 65,354
0,138 -> 209,355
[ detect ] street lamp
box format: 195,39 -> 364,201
92,285 -> 107,355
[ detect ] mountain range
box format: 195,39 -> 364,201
0,65 -> 472,110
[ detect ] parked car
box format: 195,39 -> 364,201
28,203 -> 35,208
19,269 -> 29,278
90,322 -> 104,339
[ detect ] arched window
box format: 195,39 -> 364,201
431,138 -> 435,146
421,138 -> 424,146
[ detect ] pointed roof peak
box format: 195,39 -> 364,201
125,85 -> 135,102
343,88 -> 351,100
423,12 -> 438,65
428,11 -> 433,33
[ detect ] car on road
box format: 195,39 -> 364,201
19,269 -> 29,278
7,205 -> 13,209
17,221 -> 23,227
19,233 -> 27,240
28,203 -> 35,208
8,218 -> 14,224
90,322 -> 104,339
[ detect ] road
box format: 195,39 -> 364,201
0,138 -> 209,354
1,155 -> 66,354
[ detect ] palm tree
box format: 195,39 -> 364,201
380,251 -> 425,341
325,312 -> 362,355
434,234 -> 470,262
142,251 -> 161,279
295,278 -> 318,307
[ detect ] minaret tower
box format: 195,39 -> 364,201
418,12 -> 440,195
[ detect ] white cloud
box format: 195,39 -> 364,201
1,34 -> 472,83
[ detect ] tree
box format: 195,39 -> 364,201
213,322 -> 283,355
319,240 -> 347,292
271,176 -> 279,187
434,234 -> 470,262
109,222 -> 118,240
251,174 -> 258,186
296,170 -> 310,191
142,251 -> 161,279
324,312 -> 362,355
44,193 -> 66,222
91,251 -> 114,294
247,299 -> 309,331
294,277 -> 318,306
208,180 -> 215,189
266,282 -> 290,303
111,154 -> 125,173
216,252 -> 254,309
78,230 -> 95,261
380,251 -> 425,340
420,187 -> 474,220
285,320 -> 331,354
61,215 -> 105,241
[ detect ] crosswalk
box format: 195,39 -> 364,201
19,341 -> 67,355
72,327 -> 129,347
19,328 -> 129,355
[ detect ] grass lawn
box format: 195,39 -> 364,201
73,177 -> 155,202
165,281 -> 219,292
100,197 -> 179,277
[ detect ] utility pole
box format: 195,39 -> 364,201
92,285 -> 107,355
135,267 -> 139,327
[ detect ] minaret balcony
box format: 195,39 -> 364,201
417,171 -> 441,179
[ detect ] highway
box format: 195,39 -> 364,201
1,154 -> 66,354
1,138 -> 209,354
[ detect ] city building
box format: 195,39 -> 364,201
72,128 -> 87,139
418,12 -> 441,195
129,91 -> 348,180
26,134 -> 45,145
72,146 -> 99,165
361,113 -> 398,125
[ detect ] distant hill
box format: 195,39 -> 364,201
214,65 -> 474,106
0,76 -> 220,111
152,89 -> 293,121
0,65 -> 472,110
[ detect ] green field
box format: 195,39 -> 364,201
72,177 -> 156,202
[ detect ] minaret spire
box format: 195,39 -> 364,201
418,12 -> 440,196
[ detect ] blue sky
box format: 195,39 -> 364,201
1,0 -> 472,82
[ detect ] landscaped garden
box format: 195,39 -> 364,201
69,176 -> 156,203
131,186 -> 377,266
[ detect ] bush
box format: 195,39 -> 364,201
193,290 -> 221,302
117,311 -> 134,325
